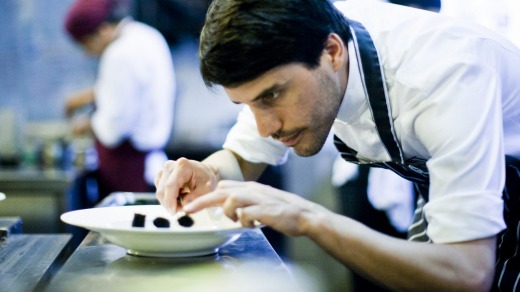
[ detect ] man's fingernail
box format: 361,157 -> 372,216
183,204 -> 193,213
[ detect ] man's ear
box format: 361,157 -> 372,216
324,33 -> 346,72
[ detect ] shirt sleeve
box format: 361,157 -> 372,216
223,106 -> 290,165
400,47 -> 507,243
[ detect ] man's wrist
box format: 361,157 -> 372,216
297,202 -> 330,238
205,163 -> 222,189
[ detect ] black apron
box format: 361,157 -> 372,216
334,19 -> 520,291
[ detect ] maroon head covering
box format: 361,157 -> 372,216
64,0 -> 113,41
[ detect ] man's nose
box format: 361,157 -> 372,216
253,109 -> 282,138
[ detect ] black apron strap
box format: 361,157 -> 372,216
407,183 -> 431,242
348,19 -> 404,164
333,18 -> 430,187
333,135 -> 359,162
493,159 -> 520,291
334,18 -> 431,243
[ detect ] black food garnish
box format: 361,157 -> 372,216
132,213 -> 146,227
178,214 -> 194,227
153,217 -> 170,228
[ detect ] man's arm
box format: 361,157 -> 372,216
64,88 -> 95,117
304,210 -> 497,291
184,181 -> 497,291
203,149 -> 267,182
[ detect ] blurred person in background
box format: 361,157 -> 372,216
63,0 -> 175,204
155,0 -> 520,290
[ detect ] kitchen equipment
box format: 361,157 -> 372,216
0,108 -> 23,166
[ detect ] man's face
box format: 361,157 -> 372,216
78,25 -> 112,56
224,54 -> 344,157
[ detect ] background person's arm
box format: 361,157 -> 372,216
64,88 -> 95,117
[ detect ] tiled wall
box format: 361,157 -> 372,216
0,0 -> 97,122
0,0 -> 240,151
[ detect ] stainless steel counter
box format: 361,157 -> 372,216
0,167 -> 74,233
45,229 -> 312,292
0,168 -> 74,189
0,233 -> 72,291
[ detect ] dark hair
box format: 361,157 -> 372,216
199,0 -> 352,88
106,0 -> 133,23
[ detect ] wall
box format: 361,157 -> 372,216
0,0 -> 97,122
0,0 -> 240,156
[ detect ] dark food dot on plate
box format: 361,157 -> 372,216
153,217 -> 170,228
132,213 -> 146,227
178,214 -> 194,227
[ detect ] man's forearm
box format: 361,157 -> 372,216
202,149 -> 267,182
202,149 -> 243,181
302,210 -> 496,291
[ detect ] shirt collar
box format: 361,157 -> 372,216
111,17 -> 133,41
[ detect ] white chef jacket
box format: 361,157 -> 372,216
92,19 -> 175,184
223,0 -> 520,244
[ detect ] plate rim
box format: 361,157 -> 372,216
60,205 -> 253,234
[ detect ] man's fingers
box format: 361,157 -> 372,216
157,160 -> 183,213
184,182 -> 262,223
183,191 -> 228,214
154,169 -> 164,202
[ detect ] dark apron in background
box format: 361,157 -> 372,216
94,139 -> 148,200
334,18 -> 520,291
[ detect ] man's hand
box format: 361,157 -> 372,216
184,180 -> 329,236
155,158 -> 219,213
64,88 -> 95,118
70,116 -> 92,136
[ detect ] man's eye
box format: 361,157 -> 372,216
263,91 -> 279,102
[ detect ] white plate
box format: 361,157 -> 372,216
61,205 -> 254,257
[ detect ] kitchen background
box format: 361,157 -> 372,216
1,0 -> 519,291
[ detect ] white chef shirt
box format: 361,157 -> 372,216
92,20 -> 175,184
223,0 -> 520,244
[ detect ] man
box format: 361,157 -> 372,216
64,0 -> 175,202
155,0 -> 520,290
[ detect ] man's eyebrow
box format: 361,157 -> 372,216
252,83 -> 284,102
231,83 -> 285,105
